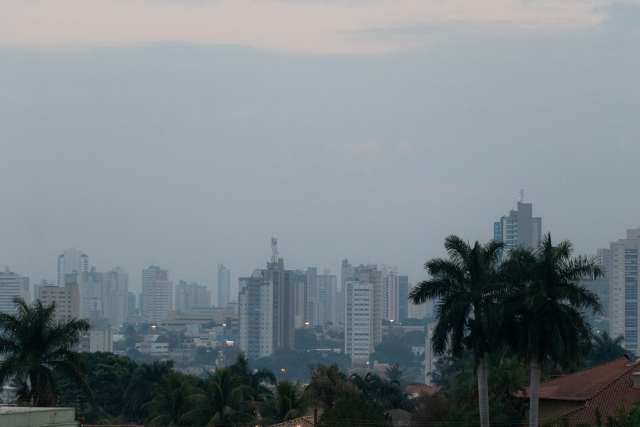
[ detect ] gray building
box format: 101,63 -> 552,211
141,265 -> 173,323
175,280 -> 210,312
398,275 -> 409,322
493,199 -> 542,251
238,274 -> 273,359
217,264 -> 231,308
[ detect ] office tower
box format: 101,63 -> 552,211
317,271 -> 337,326
605,229 -> 640,355
493,197 -> 542,251
345,280 -> 374,365
103,268 -> 129,327
238,274 -> 273,359
57,249 -> 89,286
217,264 -> 231,308
0,269 -> 30,314
141,265 -> 173,323
38,282 -> 80,323
382,267 -> 399,322
398,275 -> 409,322
175,280 -> 210,312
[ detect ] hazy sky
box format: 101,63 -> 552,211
1,1 -> 639,296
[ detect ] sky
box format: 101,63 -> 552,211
1,0 -> 639,297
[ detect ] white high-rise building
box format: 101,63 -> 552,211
382,267 -> 399,322
0,269 -> 30,314
345,280 -> 374,365
57,249 -> 89,286
605,229 -> 640,355
141,266 -> 173,323
238,274 -> 273,359
217,264 -> 231,308
493,198 -> 542,252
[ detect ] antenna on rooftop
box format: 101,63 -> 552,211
271,237 -> 279,263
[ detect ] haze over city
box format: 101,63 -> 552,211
2,0 -> 639,292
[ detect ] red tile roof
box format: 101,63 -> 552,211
529,358 -> 640,401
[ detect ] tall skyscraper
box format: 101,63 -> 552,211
345,280 -> 374,365
342,263 -> 385,364
382,267 -> 399,322
238,274 -> 273,359
317,270 -> 337,326
604,229 -> 640,355
0,268 -> 30,314
493,197 -> 542,251
175,280 -> 210,312
304,267 -> 318,326
217,264 -> 231,308
57,249 -> 89,286
398,275 -> 409,322
141,265 -> 173,323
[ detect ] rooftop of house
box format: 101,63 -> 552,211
525,357 -> 640,401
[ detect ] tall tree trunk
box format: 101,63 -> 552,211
477,355 -> 490,427
529,360 -> 542,427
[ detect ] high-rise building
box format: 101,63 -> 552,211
304,267 -> 318,326
317,271 -> 337,326
382,267 -> 399,322
493,198 -> 542,252
141,266 -> 173,323
238,274 -> 273,360
0,268 -> 30,314
57,249 -> 89,286
604,229 -> 640,355
217,264 -> 231,308
345,280 -> 374,365
175,280 -> 210,312
342,263 -> 385,364
102,268 -> 129,327
38,282 -> 80,323
398,275 -> 409,322
128,291 -> 137,314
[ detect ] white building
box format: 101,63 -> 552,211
604,229 -> 640,355
345,280 -> 374,365
217,264 -> 231,308
0,269 -> 29,314
57,249 -> 88,286
142,265 -> 173,323
38,282 -> 80,323
493,198 -> 542,252
382,267 -> 399,322
238,274 -> 273,359
136,334 -> 169,355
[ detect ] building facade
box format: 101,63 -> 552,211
398,275 -> 409,322
238,274 -> 273,359
141,265 -> 173,323
38,282 -> 80,323
345,280 -> 373,365
175,281 -> 210,312
605,229 -> 640,355
493,199 -> 542,251
217,264 -> 231,308
0,269 -> 29,314
57,249 -> 88,286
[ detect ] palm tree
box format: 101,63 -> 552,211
183,368 -> 254,427
410,235 -> 503,427
502,234 -> 601,427
307,364 -> 350,410
268,381 -> 308,422
123,360 -> 174,421
588,332 -> 627,367
144,372 -> 194,427
0,298 -> 90,406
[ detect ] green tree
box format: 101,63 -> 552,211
265,380 -> 308,422
145,372 -> 195,427
183,368 -> 254,427
588,332 -> 627,367
0,298 -> 90,406
502,234 -> 601,427
123,360 -> 174,421
410,236 -> 503,427
317,391 -> 387,427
